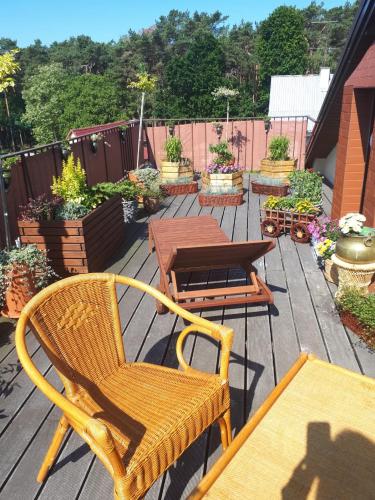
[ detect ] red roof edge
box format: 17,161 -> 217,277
67,120 -> 128,139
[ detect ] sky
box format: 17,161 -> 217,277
3,0 -> 353,47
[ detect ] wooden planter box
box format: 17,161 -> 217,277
18,196 -> 125,276
260,159 -> 297,181
161,181 -> 198,196
340,310 -> 374,349
251,181 -> 289,196
160,160 -> 193,182
198,192 -> 243,207
202,171 -> 243,192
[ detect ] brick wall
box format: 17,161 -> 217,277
331,43 -> 375,222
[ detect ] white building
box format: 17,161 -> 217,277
268,68 -> 333,131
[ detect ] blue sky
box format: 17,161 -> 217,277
3,0 -> 352,47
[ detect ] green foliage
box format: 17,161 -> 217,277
256,6 -> 308,112
263,195 -> 317,213
22,63 -> 68,143
141,180 -> 163,198
288,170 -> 322,205
165,136 -> 183,162
0,49 -> 20,93
134,167 -> 160,189
209,141 -> 234,166
51,154 -> 87,204
54,202 -> 90,220
0,244 -> 56,307
337,288 -> 375,340
2,155 -> 20,171
128,71 -> 157,93
268,136 -> 290,161
116,180 -> 140,201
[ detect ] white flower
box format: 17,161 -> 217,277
339,212 -> 366,234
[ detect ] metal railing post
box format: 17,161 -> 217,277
0,157 -> 12,249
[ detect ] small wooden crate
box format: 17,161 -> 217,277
202,171 -> 243,191
18,196 -> 125,275
260,159 -> 297,181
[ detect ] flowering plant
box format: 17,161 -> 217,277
339,213 -> 366,234
315,238 -> 336,260
205,163 -> 240,174
307,216 -> 340,243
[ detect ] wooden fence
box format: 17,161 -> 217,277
0,123 -> 140,247
144,116 -> 310,171
0,116 -> 312,248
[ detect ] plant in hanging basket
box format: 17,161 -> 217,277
89,132 -> 103,153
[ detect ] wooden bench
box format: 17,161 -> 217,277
148,215 -> 275,312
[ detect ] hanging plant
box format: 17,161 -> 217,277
89,133 -> 103,153
60,140 -> 71,160
1,155 -> 20,190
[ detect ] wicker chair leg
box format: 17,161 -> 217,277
37,415 -> 70,483
217,409 -> 232,451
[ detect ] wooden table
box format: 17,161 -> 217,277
191,353 -> 375,499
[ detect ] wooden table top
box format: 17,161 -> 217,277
193,355 -> 375,500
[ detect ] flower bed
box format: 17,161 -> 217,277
198,191 -> 243,207
18,195 -> 125,275
340,310 -> 374,346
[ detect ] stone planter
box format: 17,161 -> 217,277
18,196 -> 125,275
323,258 -> 339,284
202,171 -> 243,192
260,159 -> 297,182
1,264 -> 37,319
161,181 -> 198,196
160,160 -> 193,183
198,192 -> 243,207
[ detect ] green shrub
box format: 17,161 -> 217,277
268,136 -> 290,161
209,141 -> 234,166
55,202 -> 90,220
165,136 -> 183,162
288,170 -> 322,205
2,156 -> 20,171
51,154 -> 87,204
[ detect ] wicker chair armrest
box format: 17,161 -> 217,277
176,324 -> 233,381
16,315 -> 92,429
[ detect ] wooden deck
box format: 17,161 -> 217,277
0,175 -> 373,500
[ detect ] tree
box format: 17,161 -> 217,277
59,74 -> 122,136
0,49 -> 20,150
157,30 -> 225,118
256,6 -> 308,112
22,63 -> 68,143
128,71 -> 157,168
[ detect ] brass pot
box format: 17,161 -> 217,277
335,233 -> 375,264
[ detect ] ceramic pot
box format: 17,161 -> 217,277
1,264 -> 37,319
335,233 -> 375,264
143,196 -> 160,214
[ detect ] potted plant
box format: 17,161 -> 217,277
89,133 -> 103,153
60,140 -> 71,160
212,122 -> 224,140
202,141 -> 243,194
288,170 -> 323,208
18,154 -> 126,275
142,181 -> 163,214
0,244 -> 56,318
116,180 -> 139,223
160,136 -> 193,180
336,287 -> 375,349
307,216 -> 341,283
336,213 -> 375,265
1,155 -> 20,190
263,116 -> 272,134
260,136 -> 297,182
118,124 -> 129,141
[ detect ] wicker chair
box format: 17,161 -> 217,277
16,273 -> 233,499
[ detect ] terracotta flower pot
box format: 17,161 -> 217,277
2,264 -> 37,319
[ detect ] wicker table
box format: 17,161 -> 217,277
191,354 -> 375,500
331,254 -> 375,297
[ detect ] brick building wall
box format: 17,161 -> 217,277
331,44 -> 375,225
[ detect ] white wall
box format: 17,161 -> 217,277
313,145 -> 337,185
